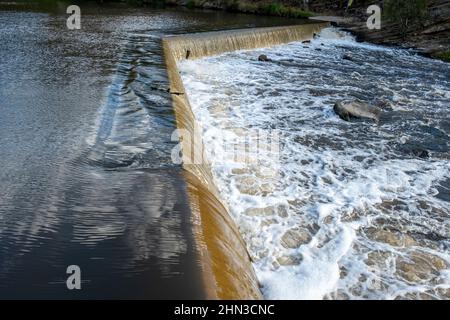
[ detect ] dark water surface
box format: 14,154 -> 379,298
0,4 -> 299,298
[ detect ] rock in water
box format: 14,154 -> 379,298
280,228 -> 311,249
402,145 -> 430,159
343,53 -> 353,61
258,54 -> 271,62
334,101 -> 381,122
410,148 -> 429,159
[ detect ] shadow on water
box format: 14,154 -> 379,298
0,4 -> 301,298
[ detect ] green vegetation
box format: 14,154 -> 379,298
248,2 -> 313,18
185,0 -> 194,8
432,51 -> 450,62
233,1 -> 259,13
263,2 -> 285,15
184,1 -> 313,18
125,0 -> 168,7
284,6 -> 313,18
0,0 -> 170,10
224,0 -> 240,12
384,0 -> 428,35
124,0 -> 144,6
7,0 -> 314,18
0,0 -> 72,11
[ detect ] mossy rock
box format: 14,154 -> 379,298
432,51 -> 450,62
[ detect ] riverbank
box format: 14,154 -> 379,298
1,0 -> 448,60
163,0 -> 450,61
316,0 -> 450,61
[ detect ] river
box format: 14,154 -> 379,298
1,2 -> 449,300
179,28 -> 450,300
0,3 -> 298,299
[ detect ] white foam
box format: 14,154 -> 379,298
179,28 -> 450,300
260,225 -> 356,300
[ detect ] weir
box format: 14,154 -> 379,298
162,23 -> 328,299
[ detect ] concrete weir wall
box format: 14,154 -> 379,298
162,23 -> 328,300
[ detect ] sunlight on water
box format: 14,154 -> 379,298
0,6 -> 298,298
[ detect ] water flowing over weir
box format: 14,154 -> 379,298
163,23 -> 328,299
178,28 -> 450,300
164,24 -> 328,61
0,6 -> 314,299
2,4 -> 447,300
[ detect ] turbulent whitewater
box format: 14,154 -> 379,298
179,28 -> 450,300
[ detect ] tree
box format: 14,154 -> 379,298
384,0 -> 428,36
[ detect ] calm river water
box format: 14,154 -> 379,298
0,3 -> 298,299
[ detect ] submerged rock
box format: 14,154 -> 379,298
277,254 -> 302,266
235,175 -> 274,195
396,252 -> 447,282
343,53 -> 353,61
280,228 -> 312,249
411,148 -> 430,159
400,143 -> 431,159
366,228 -> 417,247
244,206 -> 276,217
333,100 -> 381,122
366,251 -> 392,267
258,54 -> 271,62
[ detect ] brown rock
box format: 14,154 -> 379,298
366,250 -> 392,267
280,228 -> 312,249
261,218 -> 278,226
243,206 -> 276,216
235,176 -> 274,195
277,254 -> 302,266
367,228 -> 417,247
396,251 -> 447,282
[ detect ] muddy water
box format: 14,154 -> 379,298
0,4 -> 300,298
